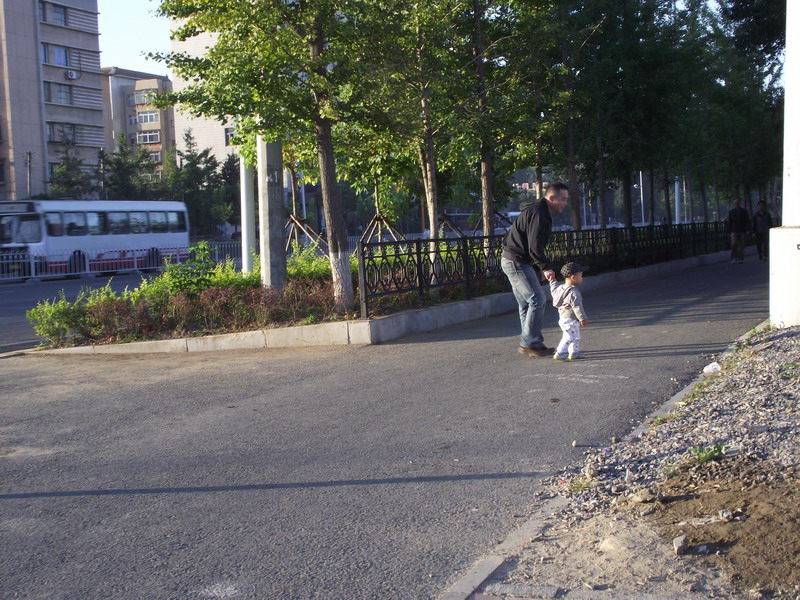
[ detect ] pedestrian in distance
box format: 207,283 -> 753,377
727,198 -> 749,263
500,182 -> 569,358
546,262 -> 589,362
752,200 -> 773,262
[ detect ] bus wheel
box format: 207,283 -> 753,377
68,252 -> 87,276
145,248 -> 162,270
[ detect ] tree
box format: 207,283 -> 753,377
175,131 -> 230,236
155,0 -> 356,311
48,141 -> 94,198
105,135 -> 156,200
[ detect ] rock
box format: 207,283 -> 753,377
630,488 -> 656,503
673,535 -> 689,555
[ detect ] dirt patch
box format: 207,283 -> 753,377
644,462 -> 800,597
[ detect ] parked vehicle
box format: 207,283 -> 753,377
0,199 -> 189,279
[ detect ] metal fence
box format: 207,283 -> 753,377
0,247 -> 188,281
356,222 -> 731,318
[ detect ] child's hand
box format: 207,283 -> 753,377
581,320 -> 588,327
544,270 -> 555,281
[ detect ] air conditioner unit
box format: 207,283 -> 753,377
65,70 -> 78,80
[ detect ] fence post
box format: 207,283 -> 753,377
357,242 -> 368,320
416,239 -> 426,306
461,237 -> 472,299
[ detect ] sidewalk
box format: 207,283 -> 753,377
440,259 -> 797,599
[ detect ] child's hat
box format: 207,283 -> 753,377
561,262 -> 589,277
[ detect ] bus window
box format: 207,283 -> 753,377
45,212 -> 63,236
167,211 -> 187,233
87,212 -> 108,235
0,216 -> 14,243
130,211 -> 149,233
108,212 -> 129,234
18,216 -> 43,243
149,211 -> 168,233
64,212 -> 87,236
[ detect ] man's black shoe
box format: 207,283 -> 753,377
518,345 -> 554,357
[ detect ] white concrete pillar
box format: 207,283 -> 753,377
256,136 -> 287,288
239,160 -> 256,273
771,2 -> 800,327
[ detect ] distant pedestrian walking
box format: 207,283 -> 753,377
752,200 -> 773,262
727,198 -> 749,263
547,262 -> 589,361
501,182 -> 569,358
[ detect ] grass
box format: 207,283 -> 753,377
651,412 -> 680,427
568,476 -> 594,493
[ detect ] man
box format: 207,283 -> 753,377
751,200 -> 773,262
501,182 -> 569,357
727,198 -> 749,263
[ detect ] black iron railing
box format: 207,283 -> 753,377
356,222 -> 730,318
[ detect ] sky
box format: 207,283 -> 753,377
97,0 -> 171,76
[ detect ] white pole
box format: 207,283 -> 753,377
674,178 -> 680,224
770,2 -> 800,327
239,159 -> 255,273
639,170 -> 645,224
300,173 -> 307,220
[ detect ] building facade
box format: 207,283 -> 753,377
101,67 -> 175,180
169,29 -> 237,163
0,0 -> 104,200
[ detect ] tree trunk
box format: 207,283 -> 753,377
648,169 -> 656,225
662,166 -> 672,225
596,135 -> 607,229
315,115 -> 354,313
566,120 -> 580,230
473,0 -> 494,238
622,171 -> 633,228
309,21 -> 353,313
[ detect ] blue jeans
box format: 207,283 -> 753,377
501,257 -> 546,348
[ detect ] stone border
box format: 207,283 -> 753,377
30,249 -> 739,355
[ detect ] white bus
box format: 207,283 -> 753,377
0,199 -> 189,278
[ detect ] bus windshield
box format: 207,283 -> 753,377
0,215 -> 43,244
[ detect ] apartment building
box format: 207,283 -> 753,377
101,68 -> 175,179
169,29 -> 237,162
0,0 -> 104,200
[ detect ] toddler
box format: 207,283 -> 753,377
547,262 -> 589,361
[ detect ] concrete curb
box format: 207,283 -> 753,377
30,249 -> 739,356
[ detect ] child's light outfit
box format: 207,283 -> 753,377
549,280 -> 587,359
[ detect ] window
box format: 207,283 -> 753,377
126,94 -> 135,107
107,212 -> 129,234
128,114 -> 137,126
18,217 -> 42,244
167,211 -> 187,233
48,123 -> 75,143
64,212 -> 87,236
40,43 -> 69,66
51,5 -> 67,26
45,212 -> 63,236
149,212 -> 168,233
129,134 -> 137,145
129,211 -> 149,233
134,89 -> 156,104
224,127 -> 236,146
137,110 -> 159,123
149,151 -> 162,163
87,212 -> 107,235
39,1 -> 46,22
44,82 -> 72,105
0,160 -> 4,185
137,131 -> 160,144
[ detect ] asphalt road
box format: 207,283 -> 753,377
0,258 -> 769,599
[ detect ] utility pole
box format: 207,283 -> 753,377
256,136 -> 286,288
25,152 -> 32,198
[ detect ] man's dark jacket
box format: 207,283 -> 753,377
728,206 -> 749,234
501,199 -> 552,273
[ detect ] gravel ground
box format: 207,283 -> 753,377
478,325 -> 799,600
